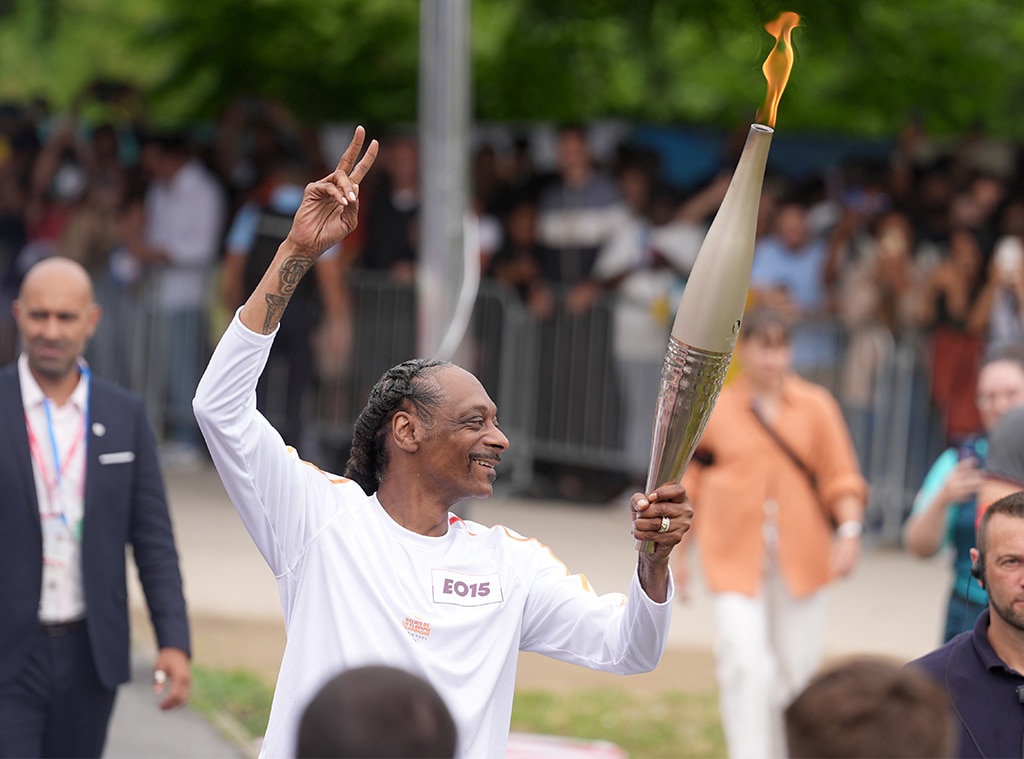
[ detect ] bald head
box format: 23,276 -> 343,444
19,257 -> 95,304
14,256 -> 100,400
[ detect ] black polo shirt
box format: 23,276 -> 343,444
910,608 -> 1024,758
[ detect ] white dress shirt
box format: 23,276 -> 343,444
20,354 -> 90,623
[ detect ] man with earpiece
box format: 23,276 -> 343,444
910,490 -> 1024,758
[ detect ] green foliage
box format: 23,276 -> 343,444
0,0 -> 166,110
143,0 -> 419,124
4,0 -> 1024,135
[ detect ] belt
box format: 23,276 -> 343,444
40,619 -> 86,636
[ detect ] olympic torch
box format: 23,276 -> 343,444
637,12 -> 800,554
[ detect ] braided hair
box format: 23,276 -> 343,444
344,358 -> 452,495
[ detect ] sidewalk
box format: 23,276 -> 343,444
106,652 -> 247,758
110,463 -> 953,755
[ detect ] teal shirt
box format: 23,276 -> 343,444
911,440 -> 989,604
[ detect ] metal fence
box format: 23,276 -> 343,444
53,270 -> 947,543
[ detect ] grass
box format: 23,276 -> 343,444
190,667 -> 726,759
512,689 -> 726,759
190,665 -> 274,742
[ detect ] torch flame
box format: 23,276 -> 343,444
755,11 -> 801,128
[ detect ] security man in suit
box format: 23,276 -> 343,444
0,256 -> 191,758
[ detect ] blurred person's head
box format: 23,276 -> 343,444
998,197 -> 1024,238
140,132 -> 190,181
970,172 -> 1008,219
617,163 -> 652,217
872,209 -> 915,261
12,257 -> 100,397
504,199 -> 537,248
556,125 -> 593,187
649,185 -> 680,227
382,133 -> 419,195
949,191 -> 985,230
946,226 -> 986,279
509,135 -> 534,179
737,308 -> 792,391
919,165 -> 956,209
473,143 -> 497,183
977,344 -> 1024,433
90,123 -> 120,165
842,156 -> 890,196
296,665 -> 456,758
785,656 -> 955,758
979,404 -> 1024,514
756,177 -> 784,239
773,201 -> 810,252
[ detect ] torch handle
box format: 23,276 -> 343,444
637,540 -> 658,556
634,340 -> 733,555
632,124 -> 772,557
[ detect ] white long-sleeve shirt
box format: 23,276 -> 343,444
194,314 -> 674,758
144,159 -> 225,310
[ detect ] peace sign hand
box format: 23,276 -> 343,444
286,125 -> 379,257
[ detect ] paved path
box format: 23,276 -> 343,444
107,463 -> 954,756
106,653 -> 247,758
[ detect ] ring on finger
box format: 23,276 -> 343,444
658,515 -> 670,534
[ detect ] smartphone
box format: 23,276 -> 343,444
957,436 -> 979,463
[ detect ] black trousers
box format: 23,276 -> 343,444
0,622 -> 117,758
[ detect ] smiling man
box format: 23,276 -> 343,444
193,127 -> 692,759
910,491 -> 1024,758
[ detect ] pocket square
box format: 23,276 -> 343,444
99,451 -> 135,465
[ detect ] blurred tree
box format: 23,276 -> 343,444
2,0 -> 1024,137
144,0 -> 418,125
0,0 -> 166,116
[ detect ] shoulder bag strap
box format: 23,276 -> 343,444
751,402 -> 835,527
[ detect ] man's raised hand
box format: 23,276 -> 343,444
286,126 -> 379,257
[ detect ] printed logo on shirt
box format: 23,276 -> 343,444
403,615 -> 432,642
432,569 -> 503,607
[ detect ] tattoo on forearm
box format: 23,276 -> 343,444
259,254 -> 315,333
262,294 -> 288,333
280,255 -> 314,295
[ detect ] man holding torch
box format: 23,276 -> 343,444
193,127 -> 691,759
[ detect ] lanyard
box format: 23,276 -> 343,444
26,366 -> 91,528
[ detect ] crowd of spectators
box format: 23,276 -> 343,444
3,80 -> 1024,493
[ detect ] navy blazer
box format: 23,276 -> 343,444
0,363 -> 190,689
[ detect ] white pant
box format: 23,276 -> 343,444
711,559 -> 827,759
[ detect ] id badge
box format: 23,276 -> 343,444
42,513 -> 74,566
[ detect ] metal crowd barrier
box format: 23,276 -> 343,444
63,269 -> 943,540
87,276 -> 211,451
308,272 -> 538,492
